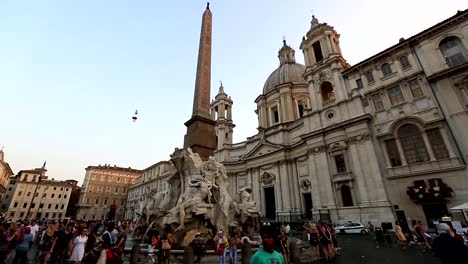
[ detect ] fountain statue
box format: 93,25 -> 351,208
137,147 -> 261,247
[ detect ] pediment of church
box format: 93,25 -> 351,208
242,140 -> 284,160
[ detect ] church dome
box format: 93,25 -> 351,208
263,40 -> 307,94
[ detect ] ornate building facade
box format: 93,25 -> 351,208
6,164 -> 76,221
215,10 -> 468,227
0,149 -> 13,198
76,165 -> 141,221
125,161 -> 174,221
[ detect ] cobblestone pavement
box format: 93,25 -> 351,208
121,234 -> 441,264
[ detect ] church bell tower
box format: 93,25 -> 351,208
211,82 -> 235,150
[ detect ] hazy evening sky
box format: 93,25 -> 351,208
0,0 -> 466,183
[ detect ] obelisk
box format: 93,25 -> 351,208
183,3 -> 216,160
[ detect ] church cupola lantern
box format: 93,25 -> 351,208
278,39 -> 296,65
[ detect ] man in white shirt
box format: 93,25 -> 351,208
28,219 -> 40,241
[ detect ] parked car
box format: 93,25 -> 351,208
335,222 -> 368,235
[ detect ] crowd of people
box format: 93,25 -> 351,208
0,218 -> 134,264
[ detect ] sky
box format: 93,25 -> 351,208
0,0 -> 466,184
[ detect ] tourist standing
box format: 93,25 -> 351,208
250,223 -> 285,264
214,229 -> 229,264
395,221 -> 407,250
307,223 -> 320,263
0,226 -> 9,263
37,224 -> 56,264
277,230 -> 290,264
229,232 -> 241,264
113,224 -> 127,258
68,228 -> 88,264
161,228 -> 173,264
191,233 -> 206,264
13,226 -> 33,264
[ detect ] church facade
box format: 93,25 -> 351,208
214,10 -> 468,227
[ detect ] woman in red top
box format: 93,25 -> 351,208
229,232 -> 241,264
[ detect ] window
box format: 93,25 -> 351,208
27,192 -> 31,196
58,194 -> 61,199
89,186 -> 93,193
55,204 -> 58,209
121,200 -> 125,206
51,194 -> 55,198
115,187 -> 119,193
35,193 -> 38,197
106,187 -> 111,193
124,178 -> 128,183
312,41 -> 324,62
12,202 -> 18,208
297,100 -> 305,117
31,203 -> 35,208
20,212 -> 24,218
321,82 -> 335,103
340,185 -> 353,207
334,155 -> 347,173
387,85 -> 405,105
22,203 -> 27,208
8,187 -> 12,191
101,175 -> 105,181
271,106 -> 279,124
385,139 -> 402,167
45,213 -> 49,218
58,213 -> 62,218
399,124 -> 429,164
39,203 -> 44,208
365,71 -> 374,83
371,94 -> 384,111
92,174 -> 96,180
408,79 -> 424,98
98,186 -> 103,193
95,199 -> 100,205
43,193 -> 47,198
54,187 -> 56,190
427,129 -> 449,159
108,176 -> 113,182
86,198 -> 89,204
64,194 -> 67,198
52,213 -> 56,218
18,191 -> 22,196
61,204 -> 64,209
104,199 -> 108,205
439,36 -> 467,66
356,78 -> 363,89
122,187 -> 127,194
399,55 -> 411,68
48,204 -> 51,209
381,63 -> 393,76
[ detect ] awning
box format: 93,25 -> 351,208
449,202 -> 468,210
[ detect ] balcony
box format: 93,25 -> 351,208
333,172 -> 353,183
